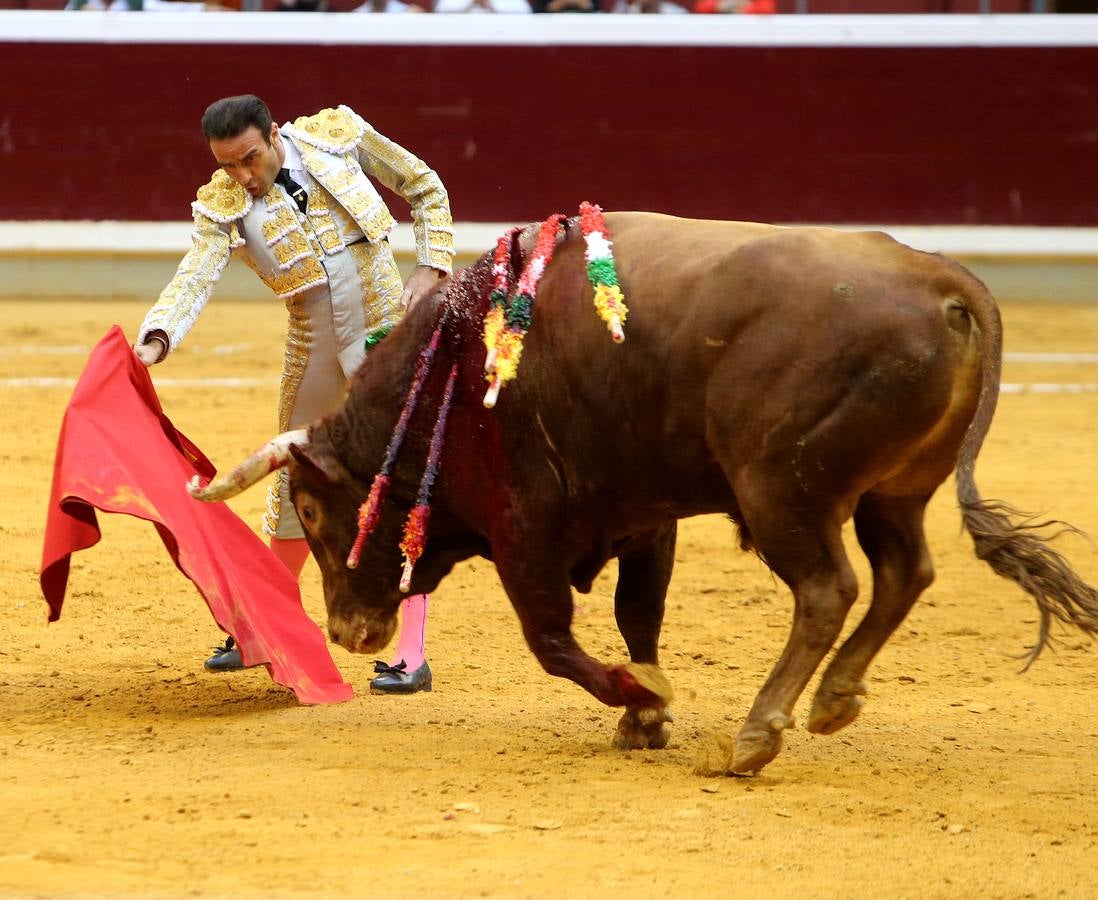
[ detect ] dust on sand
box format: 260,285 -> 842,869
1,300 -> 1096,898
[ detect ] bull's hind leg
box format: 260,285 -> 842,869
700,483 -> 860,775
612,523 -> 677,750
809,493 -> 934,735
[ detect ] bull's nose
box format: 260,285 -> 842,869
328,623 -> 342,644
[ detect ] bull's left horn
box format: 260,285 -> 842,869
187,428 -> 309,502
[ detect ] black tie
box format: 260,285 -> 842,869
275,169 -> 308,212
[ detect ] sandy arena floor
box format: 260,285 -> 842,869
1,297 -> 1096,898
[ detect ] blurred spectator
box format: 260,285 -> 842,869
693,0 -> 774,12
620,0 -> 687,11
67,0 -> 143,8
529,0 -> 605,11
353,0 -> 431,10
66,0 -> 219,8
623,0 -> 771,11
434,0 -> 531,11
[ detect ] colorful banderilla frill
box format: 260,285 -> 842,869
399,360 -> 459,592
482,225 -> 522,382
578,201 -> 628,344
480,202 -> 628,408
481,214 -> 566,409
345,310 -> 449,570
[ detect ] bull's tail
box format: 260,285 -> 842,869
954,285 -> 1098,669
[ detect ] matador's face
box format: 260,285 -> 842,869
209,123 -> 285,199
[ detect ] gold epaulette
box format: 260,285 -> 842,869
193,169 -> 252,224
289,106 -> 366,155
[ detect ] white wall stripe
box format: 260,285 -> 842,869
1003,352 -> 1098,364
5,222 -> 1098,259
3,13 -> 1098,48
1000,383 -> 1098,394
0,346 -> 91,356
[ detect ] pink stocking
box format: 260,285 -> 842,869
270,537 -> 311,583
390,593 -> 429,671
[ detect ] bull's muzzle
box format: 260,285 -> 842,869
328,610 -> 398,655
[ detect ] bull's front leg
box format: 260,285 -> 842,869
526,629 -> 674,712
495,553 -> 674,741
610,524 -> 677,750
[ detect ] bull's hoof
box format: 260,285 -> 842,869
729,728 -> 785,775
612,706 -> 672,750
607,663 -> 675,708
807,682 -> 867,735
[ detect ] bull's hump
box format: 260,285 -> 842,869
608,210 -> 779,241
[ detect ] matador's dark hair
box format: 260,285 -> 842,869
201,95 -> 274,144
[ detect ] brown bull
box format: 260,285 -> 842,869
191,212 -> 1098,775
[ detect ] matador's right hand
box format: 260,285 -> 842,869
133,335 -> 167,367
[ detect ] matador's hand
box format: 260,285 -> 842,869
133,335 -> 167,367
400,265 -> 448,311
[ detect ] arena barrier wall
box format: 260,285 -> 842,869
3,14 -> 1098,300
4,220 -> 1097,302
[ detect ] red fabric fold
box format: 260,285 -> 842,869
40,326 -> 353,705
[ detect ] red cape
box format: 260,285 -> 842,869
39,326 -> 353,705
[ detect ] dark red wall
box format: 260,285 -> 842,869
3,41 -> 1096,225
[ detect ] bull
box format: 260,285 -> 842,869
190,212 -> 1098,775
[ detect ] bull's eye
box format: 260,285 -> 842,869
300,504 -> 315,524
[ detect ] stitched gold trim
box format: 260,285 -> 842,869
263,299 -> 312,536
262,204 -> 299,246
351,123 -> 452,273
301,146 -> 396,243
239,252 -> 263,279
304,184 -> 344,255
293,105 -> 452,272
315,224 -> 343,255
194,170 -> 251,223
418,205 -> 456,269
316,163 -> 358,196
254,191 -> 329,294
272,230 -> 313,270
300,148 -> 399,245
349,241 -> 403,336
228,221 -> 244,250
139,212 -> 231,351
289,106 -> 365,155
267,258 -> 328,299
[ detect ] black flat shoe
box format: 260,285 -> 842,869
369,659 -> 432,694
203,636 -> 250,673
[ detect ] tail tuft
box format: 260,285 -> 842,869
961,498 -> 1098,669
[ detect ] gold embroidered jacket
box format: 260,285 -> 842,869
139,105 -> 453,353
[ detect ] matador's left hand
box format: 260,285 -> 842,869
400,265 -> 449,311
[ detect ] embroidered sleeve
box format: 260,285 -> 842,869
137,208 -> 232,354
354,119 -> 454,274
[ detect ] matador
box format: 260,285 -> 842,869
135,94 -> 448,693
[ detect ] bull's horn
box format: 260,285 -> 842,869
187,428 -> 309,502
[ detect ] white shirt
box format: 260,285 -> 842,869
280,128 -> 309,198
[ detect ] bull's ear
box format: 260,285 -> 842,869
288,443 -> 339,487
